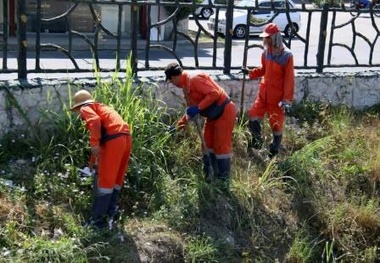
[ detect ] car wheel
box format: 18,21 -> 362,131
284,24 -> 298,38
201,8 -> 213,19
233,25 -> 246,39
373,4 -> 380,17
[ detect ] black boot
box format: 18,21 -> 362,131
209,152 -> 219,177
216,157 -> 231,192
248,120 -> 263,150
203,154 -> 214,182
107,189 -> 121,221
269,134 -> 282,158
216,157 -> 231,181
90,193 -> 113,229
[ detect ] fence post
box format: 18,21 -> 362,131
316,3 -> 329,73
2,0 -> 9,70
223,0 -> 234,74
131,0 -> 138,75
17,0 -> 27,79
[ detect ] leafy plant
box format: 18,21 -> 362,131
185,235 -> 217,262
285,229 -> 319,263
322,239 -> 337,263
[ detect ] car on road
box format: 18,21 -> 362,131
206,0 -> 301,38
194,0 -> 215,19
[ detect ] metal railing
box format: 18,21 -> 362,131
1,0 -> 380,79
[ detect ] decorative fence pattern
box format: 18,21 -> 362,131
1,0 -> 380,79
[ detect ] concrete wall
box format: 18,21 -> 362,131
154,70 -> 380,111
0,70 -> 379,135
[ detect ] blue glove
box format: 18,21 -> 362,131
186,106 -> 200,118
279,101 -> 291,114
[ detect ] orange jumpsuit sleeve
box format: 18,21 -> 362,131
79,106 -> 101,147
283,55 -> 295,102
248,53 -> 266,79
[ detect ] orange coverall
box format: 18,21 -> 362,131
79,103 -> 132,194
248,48 -> 294,133
177,72 -> 236,157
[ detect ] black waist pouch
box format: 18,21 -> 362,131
101,126 -> 130,145
200,98 -> 231,120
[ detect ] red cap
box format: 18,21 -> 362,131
259,23 -> 280,37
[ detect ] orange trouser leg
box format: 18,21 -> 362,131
267,105 -> 285,134
115,135 -> 132,188
97,135 -> 132,194
248,100 -> 266,120
249,102 -> 285,134
204,102 -> 236,156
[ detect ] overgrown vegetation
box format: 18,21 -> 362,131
1,61 -> 380,262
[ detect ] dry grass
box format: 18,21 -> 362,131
0,194 -> 27,225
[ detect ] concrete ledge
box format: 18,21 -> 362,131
0,70 -> 379,135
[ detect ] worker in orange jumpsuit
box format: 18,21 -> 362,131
242,23 -> 294,158
70,90 -> 132,229
165,62 -> 236,182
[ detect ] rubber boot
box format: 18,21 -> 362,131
91,193 -> 113,229
203,154 -> 214,182
248,120 -> 263,150
209,152 -> 219,177
217,157 -> 231,181
106,189 -> 121,230
269,134 -> 282,158
216,157 -> 231,192
107,189 -> 121,220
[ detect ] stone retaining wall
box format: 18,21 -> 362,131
0,70 -> 379,135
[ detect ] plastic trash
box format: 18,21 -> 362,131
0,179 -> 14,187
77,167 -> 94,177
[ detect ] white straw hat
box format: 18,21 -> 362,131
70,90 -> 94,110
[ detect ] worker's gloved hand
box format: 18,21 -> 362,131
278,101 -> 291,114
241,67 -> 249,75
177,118 -> 187,130
168,125 -> 176,135
186,106 -> 200,118
167,117 -> 187,135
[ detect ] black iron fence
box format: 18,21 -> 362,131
1,0 -> 380,79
